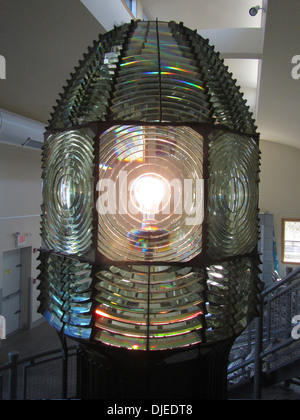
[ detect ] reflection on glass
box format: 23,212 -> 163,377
57,175 -> 77,210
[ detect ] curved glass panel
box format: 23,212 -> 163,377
205,257 -> 260,342
48,20 -> 256,133
207,131 -> 259,258
111,21 -> 211,122
169,21 -> 257,134
47,23 -> 130,129
97,125 -> 204,262
94,265 -> 205,350
41,128 -> 95,256
37,252 -> 94,339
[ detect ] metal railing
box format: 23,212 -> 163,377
0,339 -> 77,400
228,267 -> 300,399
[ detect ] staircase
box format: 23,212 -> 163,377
228,267 -> 300,398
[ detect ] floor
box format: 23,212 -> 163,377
1,321 -> 300,400
0,321 -> 63,365
228,381 -> 300,400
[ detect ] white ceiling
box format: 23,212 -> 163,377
140,0 -> 264,30
0,0 -> 300,150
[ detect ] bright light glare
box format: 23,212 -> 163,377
131,174 -> 166,215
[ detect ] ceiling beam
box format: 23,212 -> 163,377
199,28 -> 264,58
80,0 -> 135,31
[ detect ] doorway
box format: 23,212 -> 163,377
2,248 -> 31,336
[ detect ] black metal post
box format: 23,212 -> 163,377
0,374 -> 3,400
77,338 -> 234,400
57,333 -> 68,399
8,351 -> 19,400
253,295 -> 264,399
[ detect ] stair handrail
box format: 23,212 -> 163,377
253,266 -> 300,399
262,266 -> 300,298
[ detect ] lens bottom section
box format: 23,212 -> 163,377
37,252 -> 261,350
94,265 -> 206,350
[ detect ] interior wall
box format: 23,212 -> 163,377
259,139 -> 300,277
0,142 -> 42,326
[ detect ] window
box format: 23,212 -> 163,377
124,0 -> 132,9
282,219 -> 300,264
122,0 -> 136,17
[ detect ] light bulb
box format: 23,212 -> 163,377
130,173 -> 168,219
128,173 -> 171,256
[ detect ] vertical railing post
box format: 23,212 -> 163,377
254,295 -> 264,399
0,374 -> 3,400
286,290 -> 292,340
8,351 -> 19,400
57,333 -> 68,399
266,299 -> 271,341
76,345 -> 82,399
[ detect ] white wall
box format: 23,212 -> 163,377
259,139 -> 300,277
0,142 -> 42,326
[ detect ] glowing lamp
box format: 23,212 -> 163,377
131,173 -> 167,220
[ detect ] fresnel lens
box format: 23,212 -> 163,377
38,20 -> 261,398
